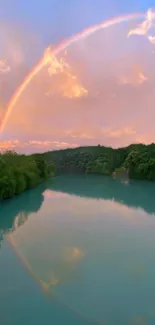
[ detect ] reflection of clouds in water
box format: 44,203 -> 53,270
131,315 -> 148,325
43,189 -> 68,199
3,180 -> 155,324
7,224 -> 86,294
39,273 -> 60,292
62,246 -> 85,265
51,194 -> 155,226
39,246 -> 86,292
42,247 -> 86,293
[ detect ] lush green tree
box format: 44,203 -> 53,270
0,174 -> 16,200
13,168 -> 27,194
0,151 -> 55,201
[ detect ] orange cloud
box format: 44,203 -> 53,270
0,140 -> 20,150
45,49 -> 88,99
119,66 -> 148,86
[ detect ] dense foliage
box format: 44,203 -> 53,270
1,143 -> 155,201
0,151 -> 56,200
44,143 -> 155,181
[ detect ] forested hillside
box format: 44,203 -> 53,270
44,143 -> 155,181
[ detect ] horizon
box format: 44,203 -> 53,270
1,141 -> 155,156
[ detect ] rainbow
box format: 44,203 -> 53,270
0,12 -> 144,133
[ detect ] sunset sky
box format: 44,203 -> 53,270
0,0 -> 155,153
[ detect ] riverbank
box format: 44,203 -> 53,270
0,151 -> 56,200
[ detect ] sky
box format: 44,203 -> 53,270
0,0 -> 155,153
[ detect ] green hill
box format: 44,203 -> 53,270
44,143 -> 155,181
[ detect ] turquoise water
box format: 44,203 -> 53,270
1,174 -> 155,324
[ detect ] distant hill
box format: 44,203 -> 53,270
43,143 -> 155,181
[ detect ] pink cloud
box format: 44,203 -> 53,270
102,127 -> 136,139
118,66 -> 148,86
0,60 -> 10,73
0,139 -> 79,153
65,129 -> 95,139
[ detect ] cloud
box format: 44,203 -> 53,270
64,126 -> 137,145
102,127 -> 136,139
148,35 -> 155,44
128,20 -> 152,37
147,8 -> 155,21
128,8 -> 155,46
0,139 -> 20,150
0,60 -> 10,73
45,48 -> 88,99
119,66 -> 148,86
28,140 -> 79,148
0,126 -> 137,153
65,129 -> 95,139
0,139 -> 79,153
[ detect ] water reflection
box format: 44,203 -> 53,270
0,182 -> 45,234
6,233 -> 86,294
0,180 -> 87,292
51,174 -> 155,215
0,174 -> 155,264
1,175 -> 155,324
1,174 -> 155,237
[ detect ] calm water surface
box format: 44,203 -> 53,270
0,174 -> 155,325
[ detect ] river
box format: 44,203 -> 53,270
0,174 -> 155,325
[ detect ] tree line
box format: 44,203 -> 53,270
1,143 -> 155,201
44,143 -> 155,181
0,150 -> 56,200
